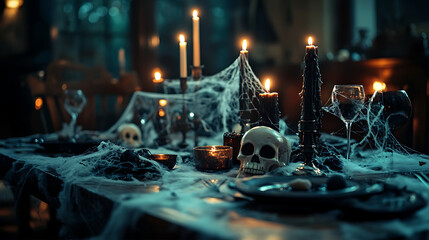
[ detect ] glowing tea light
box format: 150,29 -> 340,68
192,10 -> 200,67
150,154 -> 177,170
194,146 -> 233,171
210,146 -> 216,156
34,97 -> 43,110
179,34 -> 187,78
373,81 -> 386,92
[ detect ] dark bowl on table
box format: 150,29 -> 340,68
150,154 -> 177,170
40,140 -> 101,154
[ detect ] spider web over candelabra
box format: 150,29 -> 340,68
106,56 -> 278,146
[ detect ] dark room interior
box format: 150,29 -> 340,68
1,0 -> 429,239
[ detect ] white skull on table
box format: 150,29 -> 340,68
117,123 -> 143,148
237,126 -> 291,176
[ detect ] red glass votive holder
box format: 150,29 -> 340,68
223,132 -> 243,165
193,146 -> 233,171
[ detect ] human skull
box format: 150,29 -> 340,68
237,126 -> 291,176
117,123 -> 142,148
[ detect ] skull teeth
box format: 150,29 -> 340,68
243,163 -> 265,175
244,168 -> 265,175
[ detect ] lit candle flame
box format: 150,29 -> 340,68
6,0 -> 23,8
308,36 -> 313,46
265,79 -> 270,92
179,34 -> 185,43
159,99 -> 167,107
34,97 -> 43,110
154,72 -> 161,81
242,40 -> 247,51
193,10 -> 198,19
373,81 -> 386,92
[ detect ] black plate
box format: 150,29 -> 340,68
40,140 -> 101,154
341,185 -> 427,220
234,176 -> 383,204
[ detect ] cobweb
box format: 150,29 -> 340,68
3,57 -> 429,238
106,57 -> 284,145
321,90 -> 429,175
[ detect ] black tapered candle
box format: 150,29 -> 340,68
298,37 -> 323,164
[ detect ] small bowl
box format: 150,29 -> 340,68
193,146 -> 233,171
150,154 -> 177,170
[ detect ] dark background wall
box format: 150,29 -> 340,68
0,0 -> 428,151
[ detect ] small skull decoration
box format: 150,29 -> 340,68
238,126 -> 291,177
117,123 -> 143,148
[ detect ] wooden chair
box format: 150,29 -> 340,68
26,60 -> 141,132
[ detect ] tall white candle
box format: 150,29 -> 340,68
192,10 -> 200,67
179,34 -> 187,78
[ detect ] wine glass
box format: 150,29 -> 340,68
64,89 -> 87,140
331,85 -> 365,160
377,90 -> 412,131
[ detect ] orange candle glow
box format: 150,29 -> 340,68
241,40 -> 248,53
5,0 -> 23,8
159,99 -> 167,107
34,97 -> 43,110
194,146 -> 233,171
373,81 -> 387,92
306,36 -> 316,50
265,79 -> 271,93
153,71 -> 163,83
159,109 -> 166,117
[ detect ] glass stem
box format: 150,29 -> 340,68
345,121 -> 352,160
71,114 -> 77,139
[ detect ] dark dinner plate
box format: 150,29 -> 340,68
341,185 -> 427,220
233,176 -> 383,205
40,140 -> 101,154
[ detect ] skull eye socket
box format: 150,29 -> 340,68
133,134 -> 138,141
241,143 -> 254,155
125,132 -> 130,139
260,145 -> 276,158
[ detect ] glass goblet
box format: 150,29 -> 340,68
331,85 -> 365,160
64,89 -> 87,140
379,90 -> 412,131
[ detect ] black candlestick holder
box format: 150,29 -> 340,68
191,65 -> 204,146
154,116 -> 171,146
178,77 -> 189,148
191,65 -> 204,82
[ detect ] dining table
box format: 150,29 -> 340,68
1,132 -> 429,240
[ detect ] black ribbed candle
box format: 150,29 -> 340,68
298,42 -> 322,164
